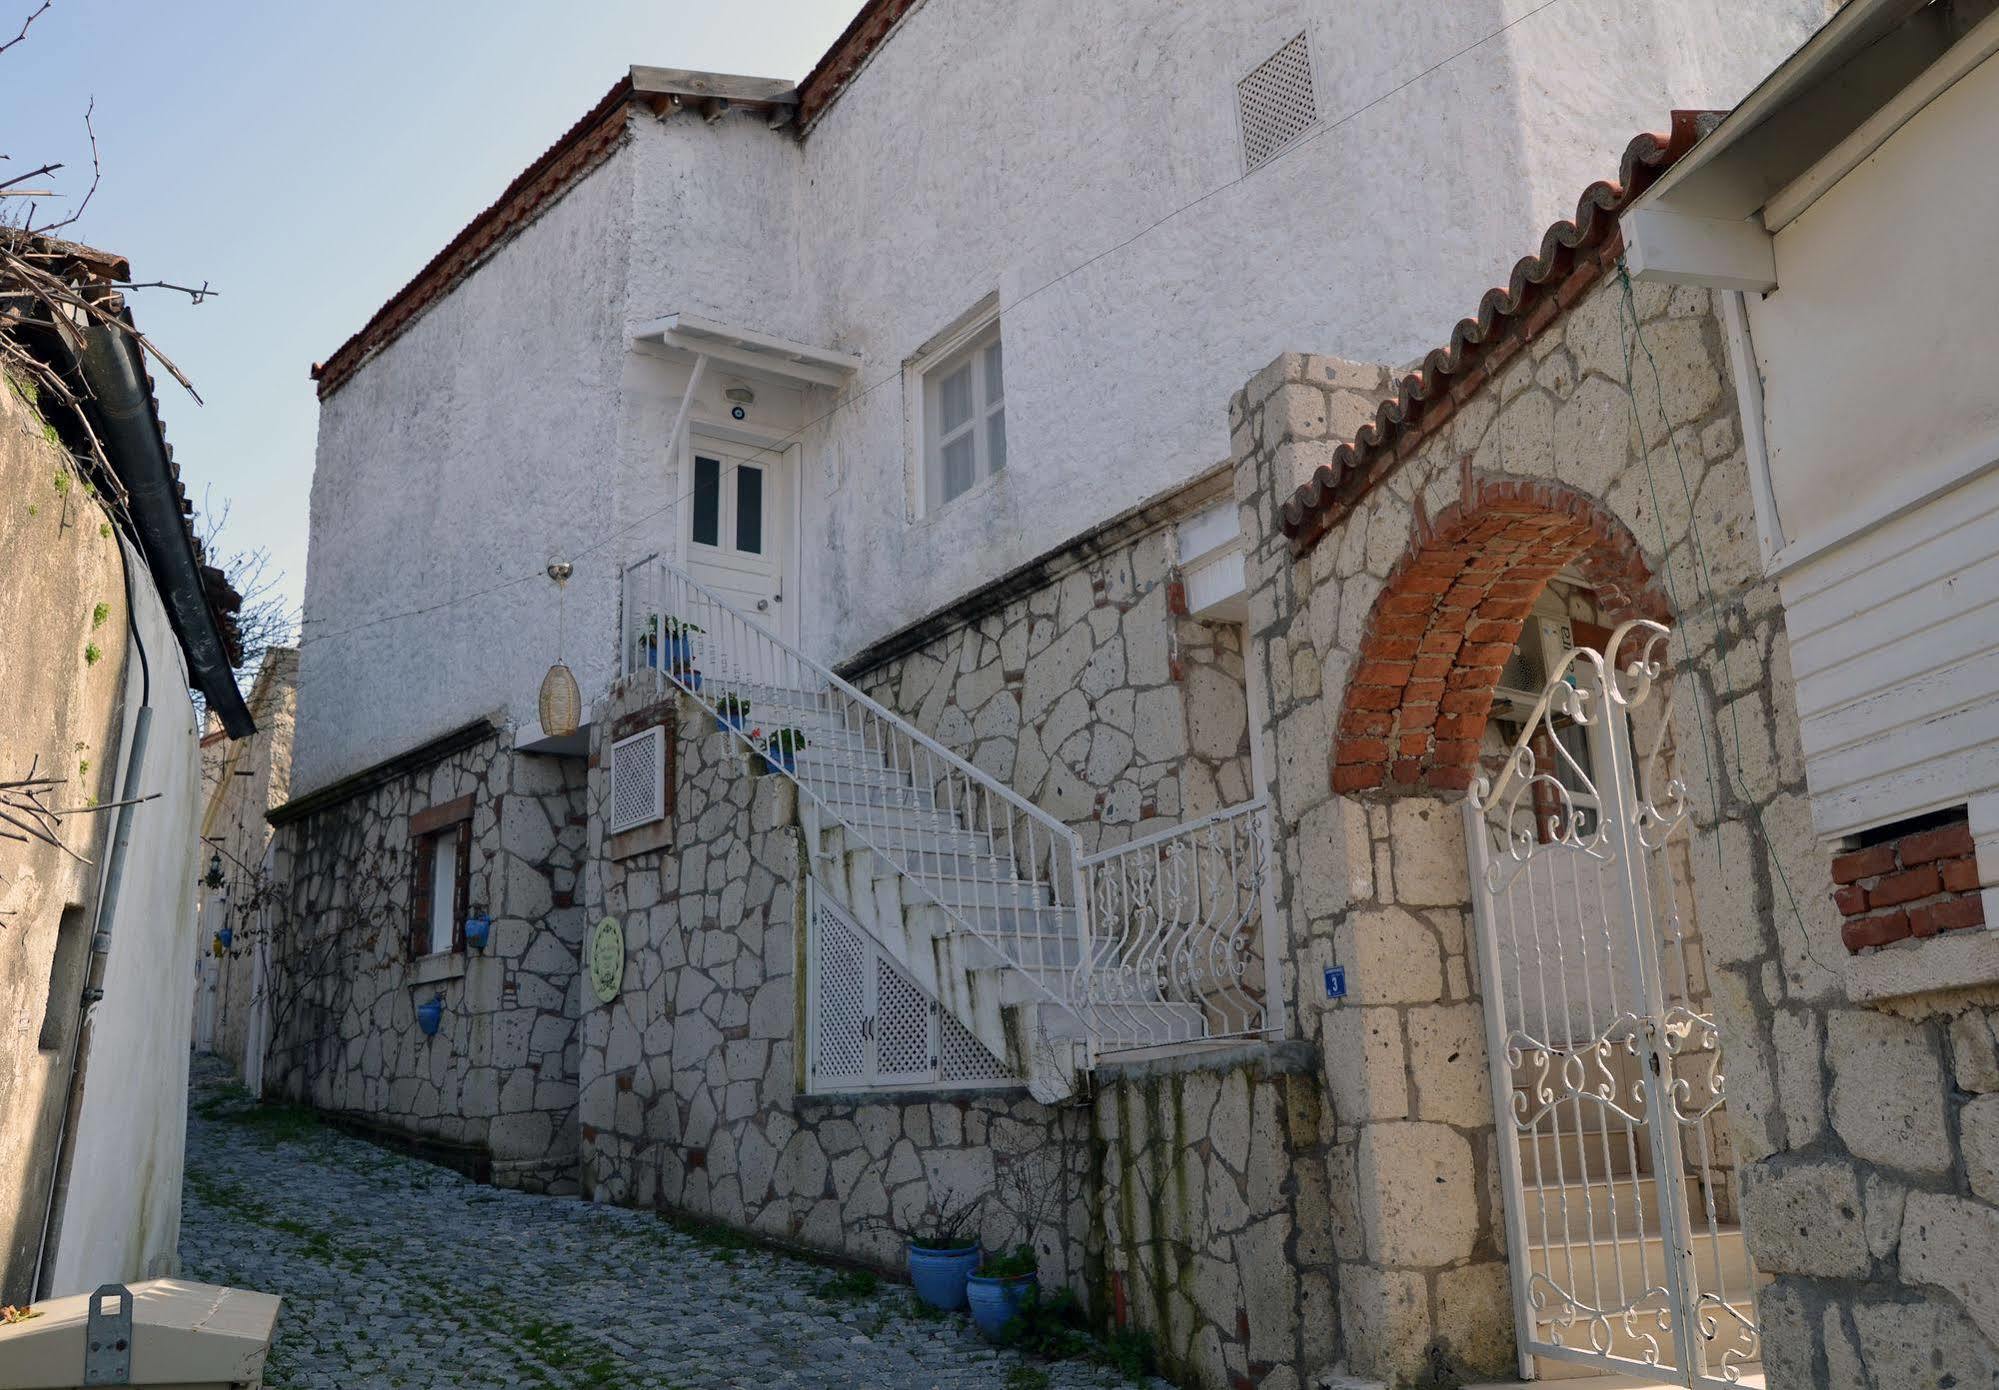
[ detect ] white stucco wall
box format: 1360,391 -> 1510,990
295,146 -> 637,793
298,0 -> 1823,791
780,0 -> 1822,662
1753,50 -> 1999,552
1748,51 -> 1999,837
47,542 -> 203,1296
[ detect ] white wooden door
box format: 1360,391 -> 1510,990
683,432 -> 793,642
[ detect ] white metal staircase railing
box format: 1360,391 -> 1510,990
619,557 -> 1272,1078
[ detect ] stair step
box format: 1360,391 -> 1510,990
1524,1226 -> 1753,1308
829,823 -> 990,856
1519,1127 -> 1640,1182
1515,1173 -> 1699,1241
899,874 -> 1049,910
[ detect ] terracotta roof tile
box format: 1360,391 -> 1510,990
1279,111 -> 1718,554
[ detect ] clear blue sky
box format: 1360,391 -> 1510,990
5,0 -> 863,623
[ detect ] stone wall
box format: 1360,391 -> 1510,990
851,482 -> 1254,857
578,671 -> 1334,1390
1233,244 -> 1999,1380
266,727 -> 585,1191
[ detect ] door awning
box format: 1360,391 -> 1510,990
631,313 -> 861,389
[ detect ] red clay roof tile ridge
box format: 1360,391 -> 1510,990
1278,111 -> 1719,553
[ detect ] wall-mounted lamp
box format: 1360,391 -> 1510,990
204,852 -> 224,889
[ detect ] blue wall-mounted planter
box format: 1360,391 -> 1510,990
416,995 -> 444,1037
966,1272 -> 1036,1339
763,749 -> 797,776
664,634 -> 692,669
217,926 -> 233,949
907,1244 -> 980,1311
716,709 -> 746,733
675,669 -> 704,693
463,915 -> 491,951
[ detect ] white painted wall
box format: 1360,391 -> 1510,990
1748,51 -> 1999,837
47,542 -> 204,1296
297,0 -> 1823,794
296,148 -> 637,792
782,0 -> 1822,664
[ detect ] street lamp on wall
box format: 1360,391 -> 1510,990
204,852 -> 224,890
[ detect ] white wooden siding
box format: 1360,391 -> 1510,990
1781,463 -> 1999,838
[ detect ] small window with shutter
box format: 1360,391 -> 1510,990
409,795 -> 474,960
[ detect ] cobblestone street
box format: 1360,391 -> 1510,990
179,1059 -> 1166,1390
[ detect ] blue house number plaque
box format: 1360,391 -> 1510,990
1323,965 -> 1347,1000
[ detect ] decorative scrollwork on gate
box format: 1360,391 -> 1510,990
1528,1274 -> 1675,1365
1507,1021 -> 1649,1131
1694,1293 -> 1759,1383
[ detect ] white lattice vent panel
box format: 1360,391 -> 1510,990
608,727 -> 666,834
806,882 -> 1013,1092
1237,32 -> 1318,172
814,903 -> 868,1086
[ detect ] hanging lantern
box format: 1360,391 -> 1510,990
539,560 -> 580,736
204,851 -> 224,889
539,661 -> 581,737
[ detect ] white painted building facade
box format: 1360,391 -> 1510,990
295,0 -> 1826,794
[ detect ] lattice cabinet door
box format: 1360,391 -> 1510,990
806,883 -> 1011,1093
872,956 -> 939,1084
810,899 -> 869,1090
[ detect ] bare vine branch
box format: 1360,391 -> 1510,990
0,0 -> 50,57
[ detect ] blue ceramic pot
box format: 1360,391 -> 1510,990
217,926 -> 233,949
907,1243 -> 980,1311
764,749 -> 797,776
664,634 -> 692,669
716,709 -> 745,733
674,669 -> 703,693
463,915 -> 491,951
966,1272 -> 1036,1339
415,995 -> 444,1037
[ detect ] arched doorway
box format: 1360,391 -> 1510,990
1334,481 -> 1755,1387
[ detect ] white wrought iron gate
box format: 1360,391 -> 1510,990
1463,619 -> 1758,1386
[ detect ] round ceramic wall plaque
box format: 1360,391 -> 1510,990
588,915 -> 625,1004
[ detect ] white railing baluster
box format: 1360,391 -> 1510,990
622,557 -> 1273,1066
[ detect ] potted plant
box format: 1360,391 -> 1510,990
416,993 -> 445,1037
673,667 -> 704,693
761,726 -> 808,775
902,1189 -> 985,1312
713,692 -> 751,732
633,615 -> 660,670
662,616 -> 702,671
966,1243 -> 1038,1339
217,925 -> 234,950
463,912 -> 491,951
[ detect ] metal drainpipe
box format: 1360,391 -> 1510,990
33,536 -> 153,1299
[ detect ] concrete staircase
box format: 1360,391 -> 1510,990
623,558 -> 1267,1099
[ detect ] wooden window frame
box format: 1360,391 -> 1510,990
409,795 -> 473,961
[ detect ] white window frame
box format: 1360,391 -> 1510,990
913,305 -> 1006,514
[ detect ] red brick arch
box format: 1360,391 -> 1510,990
1332,477 -> 1669,796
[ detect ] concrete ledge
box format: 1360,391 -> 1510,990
1095,1037 -> 1314,1083
1848,929 -> 1999,1015
795,1084 -> 1027,1112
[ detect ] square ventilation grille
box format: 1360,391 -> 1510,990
1237,32 -> 1319,172
607,727 -> 666,835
